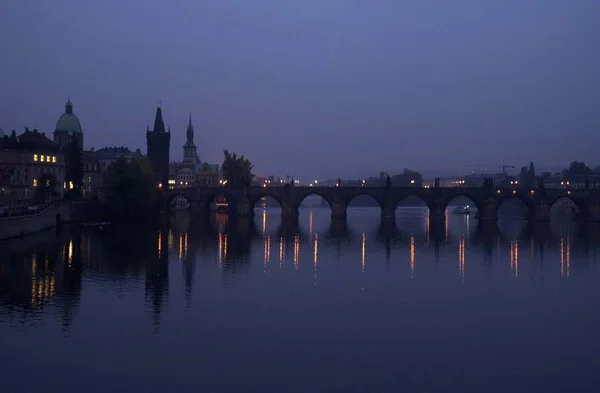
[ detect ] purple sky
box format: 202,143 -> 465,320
1,0 -> 599,180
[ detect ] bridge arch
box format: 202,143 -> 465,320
165,192 -> 193,210
497,195 -> 535,220
445,194 -> 481,215
297,192 -> 333,209
395,194 -> 430,211
250,194 -> 283,210
549,195 -> 584,218
202,191 -> 234,214
345,192 -> 384,210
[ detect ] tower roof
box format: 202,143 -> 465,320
184,113 -> 196,147
55,98 -> 82,134
152,106 -> 166,133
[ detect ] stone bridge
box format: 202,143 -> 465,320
164,186 -> 600,222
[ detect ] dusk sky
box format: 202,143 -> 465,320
1,0 -> 599,179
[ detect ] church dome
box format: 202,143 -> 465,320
55,99 -> 82,134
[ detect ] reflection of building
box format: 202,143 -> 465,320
0,240 -> 82,328
168,116 -> 220,190
0,128 -> 65,201
146,106 -> 171,187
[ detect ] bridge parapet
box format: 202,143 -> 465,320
164,186 -> 600,222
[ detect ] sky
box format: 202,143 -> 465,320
1,0 -> 599,180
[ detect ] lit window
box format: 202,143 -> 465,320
64,182 -> 67,189
33,178 -> 38,187
33,154 -> 39,162
69,181 -> 74,190
40,155 -> 45,162
46,180 -> 51,186
52,156 -> 56,163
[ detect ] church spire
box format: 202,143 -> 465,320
153,106 -> 166,133
186,113 -> 194,145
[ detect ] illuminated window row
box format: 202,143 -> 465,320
33,178 -> 58,187
33,154 -> 57,163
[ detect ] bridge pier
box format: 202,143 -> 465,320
585,198 -> 600,222
429,201 -> 446,220
381,200 -> 396,221
331,198 -> 347,220
480,197 -> 498,220
235,196 -> 253,217
534,199 -> 550,222
281,201 -> 299,219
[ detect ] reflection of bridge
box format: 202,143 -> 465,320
165,186 -> 600,222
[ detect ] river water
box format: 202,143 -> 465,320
1,207 -> 600,393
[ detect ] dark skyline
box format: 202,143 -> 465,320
1,0 -> 599,179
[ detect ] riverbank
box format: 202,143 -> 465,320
0,203 -> 71,240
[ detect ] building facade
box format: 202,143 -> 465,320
146,107 -> 171,188
0,129 -> 65,202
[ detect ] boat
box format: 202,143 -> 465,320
451,205 -> 474,215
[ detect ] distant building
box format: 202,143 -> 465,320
0,128 -> 65,201
93,146 -> 144,172
82,151 -> 102,198
168,116 -> 220,190
146,106 -> 171,188
79,146 -> 144,198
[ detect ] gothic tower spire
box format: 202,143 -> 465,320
183,113 -> 198,165
153,106 -> 166,133
186,113 -> 194,145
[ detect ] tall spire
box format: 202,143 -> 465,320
153,106 -> 166,133
65,98 -> 73,114
186,113 -> 194,145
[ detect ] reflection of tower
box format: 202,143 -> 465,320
183,233 -> 197,308
458,238 -> 465,280
57,237 -> 83,331
410,236 -> 415,277
145,230 -> 170,329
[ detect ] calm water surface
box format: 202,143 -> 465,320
1,208 -> 600,393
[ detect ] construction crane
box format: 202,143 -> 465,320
466,163 -> 515,174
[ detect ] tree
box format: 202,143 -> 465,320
102,157 -> 158,222
395,169 -> 423,187
222,149 -> 254,188
65,138 -> 84,198
34,172 -> 58,202
563,161 -> 592,176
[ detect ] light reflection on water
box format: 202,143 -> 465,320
1,208 -> 600,392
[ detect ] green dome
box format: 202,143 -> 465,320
55,99 -> 82,134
